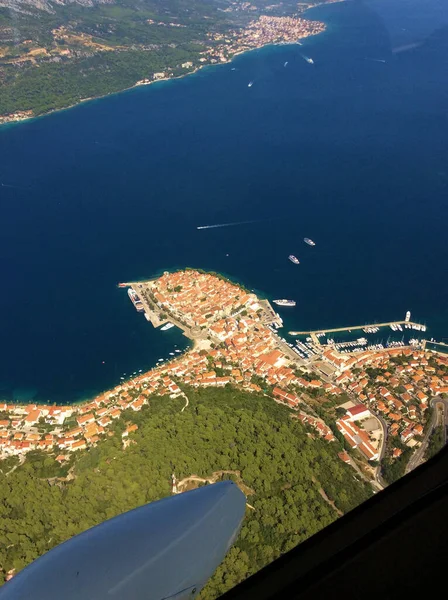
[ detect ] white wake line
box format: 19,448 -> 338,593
197,219 -> 263,230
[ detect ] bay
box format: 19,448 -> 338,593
1,0 -> 447,404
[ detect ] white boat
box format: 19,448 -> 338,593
161,322 -> 175,331
304,238 -> 316,246
128,288 -> 144,312
405,310 -> 411,322
248,81 -> 254,87
301,54 -> 314,65
288,255 -> 300,264
273,299 -> 296,307
284,61 -> 288,67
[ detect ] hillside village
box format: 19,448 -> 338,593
0,270 -> 447,484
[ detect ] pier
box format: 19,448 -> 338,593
289,321 -> 424,337
423,339 -> 448,354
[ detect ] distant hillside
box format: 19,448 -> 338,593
0,0 -> 114,15
0,386 -> 372,595
0,0 -> 327,120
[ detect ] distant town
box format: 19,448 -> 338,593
0,0 -> 332,124
203,13 -> 326,66
1,269 -> 446,491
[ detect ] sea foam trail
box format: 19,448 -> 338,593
197,219 -> 264,230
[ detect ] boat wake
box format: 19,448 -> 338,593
1,182 -> 30,190
197,219 -> 266,230
300,54 -> 314,65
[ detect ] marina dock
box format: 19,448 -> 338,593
289,321 -> 424,337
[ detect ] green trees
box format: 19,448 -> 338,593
0,387 -> 372,594
425,425 -> 444,460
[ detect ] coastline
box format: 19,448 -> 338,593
0,3 -> 332,130
0,45 -> 287,129
0,269 -> 445,493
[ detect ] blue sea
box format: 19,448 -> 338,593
1,0 -> 447,404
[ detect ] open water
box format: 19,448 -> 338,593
1,0 -> 447,404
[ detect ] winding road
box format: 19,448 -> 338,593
405,398 -> 448,474
375,413 -> 389,489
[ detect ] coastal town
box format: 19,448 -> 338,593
203,13 -> 325,65
0,0 -> 330,124
0,270 -> 447,490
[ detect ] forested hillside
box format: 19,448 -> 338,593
0,387 -> 372,596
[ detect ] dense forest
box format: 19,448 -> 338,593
0,0 -> 234,116
0,387 -> 372,596
0,45 -> 204,116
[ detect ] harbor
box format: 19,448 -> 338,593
289,320 -> 426,338
285,313 -> 432,360
123,280 -> 441,362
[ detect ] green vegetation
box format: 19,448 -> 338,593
0,46 -> 202,116
381,437 -> 411,485
0,456 -> 19,475
0,0 -> 238,117
0,387 -> 372,593
425,424 -> 444,460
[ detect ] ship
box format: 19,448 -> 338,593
160,322 -> 175,331
118,283 -> 128,288
273,299 -> 296,307
128,288 -> 144,312
288,255 -> 300,264
304,238 -> 315,246
248,81 -> 254,87
303,55 -> 314,64
405,310 -> 411,322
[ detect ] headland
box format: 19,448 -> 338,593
1,269 -> 447,490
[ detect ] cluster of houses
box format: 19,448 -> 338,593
150,270 -> 261,330
204,13 -> 325,64
320,347 -> 448,459
336,405 -> 379,461
0,272 -> 446,472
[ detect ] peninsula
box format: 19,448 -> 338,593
1,269 -> 447,490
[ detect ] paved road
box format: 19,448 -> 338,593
405,399 -> 443,474
439,398 -> 448,445
374,413 -> 389,489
